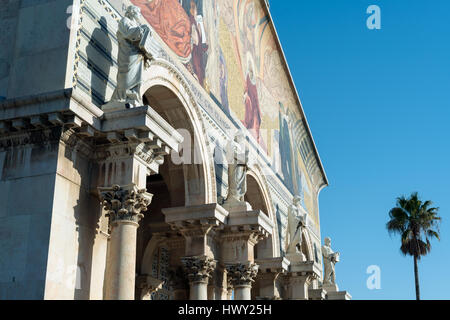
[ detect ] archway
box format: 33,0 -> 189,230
140,59 -> 217,205
245,166 -> 280,259
300,229 -> 314,262
135,60 -> 217,299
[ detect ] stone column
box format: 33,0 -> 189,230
181,256 -> 216,300
226,262 -> 259,300
99,184 -> 153,300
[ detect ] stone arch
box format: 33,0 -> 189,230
139,234 -> 184,300
140,58 -> 216,205
300,228 -> 314,262
245,164 -> 280,259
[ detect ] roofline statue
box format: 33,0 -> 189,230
223,132 -> 252,212
103,5 -> 153,111
286,194 -> 308,262
322,236 -> 340,292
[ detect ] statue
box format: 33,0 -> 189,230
223,132 -> 251,211
103,5 -> 152,110
286,195 -> 307,261
322,237 -> 340,288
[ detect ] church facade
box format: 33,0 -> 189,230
0,0 -> 350,300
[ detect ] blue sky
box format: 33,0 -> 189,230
270,0 -> 450,299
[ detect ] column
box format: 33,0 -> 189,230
226,262 -> 259,300
99,184 -> 153,300
181,256 -> 216,300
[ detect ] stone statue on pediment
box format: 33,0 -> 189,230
103,5 -> 153,111
322,237 -> 340,288
223,132 -> 251,212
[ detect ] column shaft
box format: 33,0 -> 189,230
234,284 -> 252,300
190,281 -> 208,300
105,221 -> 139,300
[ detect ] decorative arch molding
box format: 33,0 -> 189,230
140,58 -> 217,205
246,164 -> 281,258
141,235 -> 166,276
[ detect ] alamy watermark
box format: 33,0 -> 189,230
367,5 -> 381,30
366,265 -> 382,290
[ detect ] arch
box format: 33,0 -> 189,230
245,164 -> 280,259
300,227 -> 314,262
140,59 -> 216,205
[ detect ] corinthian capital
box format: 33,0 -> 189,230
181,256 -> 216,284
226,262 -> 259,287
98,184 -> 153,224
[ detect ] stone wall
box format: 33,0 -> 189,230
1,0 -> 75,99
0,129 -> 58,299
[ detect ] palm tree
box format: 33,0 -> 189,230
386,192 -> 441,300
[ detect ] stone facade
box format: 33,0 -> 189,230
0,0 -> 350,300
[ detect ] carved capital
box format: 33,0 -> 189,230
181,256 -> 216,284
226,262 -> 259,287
98,184 -> 153,224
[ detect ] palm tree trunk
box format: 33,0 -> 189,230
414,255 -> 420,300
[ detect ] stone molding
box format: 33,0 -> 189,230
226,262 -> 259,287
163,204 -> 228,256
255,257 -> 290,274
225,210 -> 273,241
98,184 -> 153,224
181,256 -> 217,284
288,260 -> 321,278
308,288 -> 327,300
0,115 -> 93,152
221,231 -> 260,247
287,274 -> 314,286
